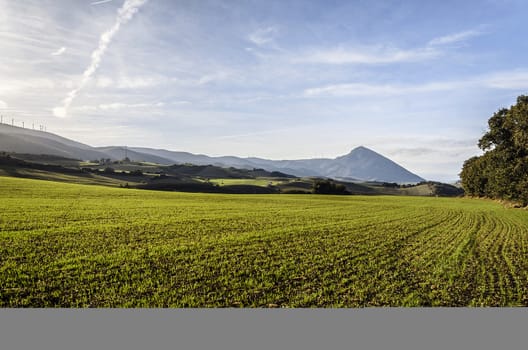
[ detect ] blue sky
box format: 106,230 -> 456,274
1,0 -> 528,181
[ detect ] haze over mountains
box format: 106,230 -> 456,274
0,124 -> 424,183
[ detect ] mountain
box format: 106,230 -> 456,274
0,124 -> 171,164
328,146 -> 424,183
0,124 -> 425,183
96,146 -> 174,165
0,123 -> 109,161
120,146 -> 424,183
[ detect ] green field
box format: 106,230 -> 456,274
208,178 -> 286,186
1,176 -> 527,307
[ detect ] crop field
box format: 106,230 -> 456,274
1,176 -> 527,307
208,178 -> 286,187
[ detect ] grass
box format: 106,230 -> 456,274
209,178 -> 286,187
1,176 -> 527,307
0,167 -> 136,187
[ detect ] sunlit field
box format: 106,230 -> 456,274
1,176 -> 527,307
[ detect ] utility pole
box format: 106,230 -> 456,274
22,122 -> 24,128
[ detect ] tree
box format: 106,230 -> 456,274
312,179 -> 349,195
460,156 -> 487,197
460,95 -> 528,205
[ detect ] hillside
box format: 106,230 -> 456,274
0,124 -> 173,164
96,146 -> 174,165
0,152 -> 298,194
1,123 -> 424,183
0,124 -> 108,161
330,146 -> 424,183
129,146 -> 425,183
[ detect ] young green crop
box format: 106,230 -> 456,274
1,176 -> 527,307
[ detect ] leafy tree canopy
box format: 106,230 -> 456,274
460,95 -> 528,205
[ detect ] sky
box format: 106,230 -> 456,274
1,0 -> 528,181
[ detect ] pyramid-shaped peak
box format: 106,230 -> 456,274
337,146 -> 385,162
347,146 -> 379,156
334,146 -> 424,183
352,145 -> 370,152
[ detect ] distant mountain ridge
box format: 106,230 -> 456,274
130,146 -> 424,183
0,123 -> 425,183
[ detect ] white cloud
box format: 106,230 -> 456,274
96,76 -> 114,88
116,76 -> 164,89
91,0 -> 114,5
171,100 -> 191,105
99,102 -> 164,110
304,83 -> 390,97
52,107 -> 67,118
297,45 -> 440,65
428,29 -> 483,46
197,71 -> 231,85
371,135 -> 482,182
53,0 -> 149,118
74,101 -> 164,112
96,75 -> 177,89
304,69 -> 528,98
297,29 -> 483,66
51,47 -> 66,56
0,78 -> 56,95
482,70 -> 528,89
304,81 -> 467,97
248,26 -> 279,46
0,100 -> 8,109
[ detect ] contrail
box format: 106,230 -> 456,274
53,0 -> 148,118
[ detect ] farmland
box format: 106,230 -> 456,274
1,176 -> 527,307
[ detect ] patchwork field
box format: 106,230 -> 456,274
1,176 -> 527,307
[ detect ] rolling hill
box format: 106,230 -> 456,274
130,146 -> 425,183
0,123 -> 424,183
0,123 -> 108,161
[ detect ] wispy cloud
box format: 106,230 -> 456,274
53,0 -> 148,118
91,0 -> 114,5
197,71 -> 232,85
296,29 -> 484,65
428,29 -> 483,46
0,78 -> 57,95
297,45 -> 440,65
248,26 -> 279,47
304,69 -> 528,98
303,81 -> 467,97
94,75 -> 201,89
99,76 -> 167,89
216,127 -> 296,141
51,47 -> 66,56
99,102 -> 164,110
482,69 -> 528,89
76,102 -> 164,112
